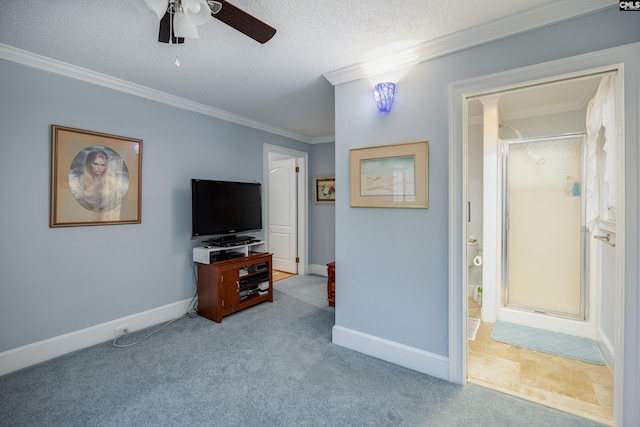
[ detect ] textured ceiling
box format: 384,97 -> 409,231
1,0 -> 590,142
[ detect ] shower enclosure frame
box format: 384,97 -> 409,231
501,133 -> 588,321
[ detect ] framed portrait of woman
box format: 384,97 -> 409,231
50,125 -> 143,227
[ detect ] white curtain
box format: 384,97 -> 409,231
585,74 -> 617,227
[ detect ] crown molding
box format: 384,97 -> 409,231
310,135 -> 335,144
324,0 -> 615,85
0,43 -> 315,144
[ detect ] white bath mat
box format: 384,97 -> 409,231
468,318 -> 481,341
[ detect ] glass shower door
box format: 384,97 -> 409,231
503,134 -> 586,319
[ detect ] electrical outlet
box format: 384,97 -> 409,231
114,324 -> 130,337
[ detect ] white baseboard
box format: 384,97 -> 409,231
308,263 -> 329,276
597,325 -> 615,370
332,325 -> 449,381
0,299 -> 192,376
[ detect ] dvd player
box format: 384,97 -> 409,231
209,251 -> 245,263
206,236 -> 256,247
218,239 -> 252,247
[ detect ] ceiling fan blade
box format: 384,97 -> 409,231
213,0 -> 276,44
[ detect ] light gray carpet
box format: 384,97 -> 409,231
0,275 -> 605,426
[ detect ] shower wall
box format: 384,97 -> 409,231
505,110 -> 588,136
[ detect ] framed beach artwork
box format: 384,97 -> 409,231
349,140 -> 428,208
50,125 -> 142,227
313,175 -> 336,205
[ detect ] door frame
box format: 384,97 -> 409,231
263,144 -> 308,275
448,43 -> 640,425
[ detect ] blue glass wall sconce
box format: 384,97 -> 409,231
373,82 -> 396,114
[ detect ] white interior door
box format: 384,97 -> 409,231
268,157 -> 297,273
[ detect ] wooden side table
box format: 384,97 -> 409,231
327,262 -> 335,307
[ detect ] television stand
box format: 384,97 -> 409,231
195,251 -> 273,323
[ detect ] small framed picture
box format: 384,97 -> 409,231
50,125 -> 142,227
313,175 -> 335,205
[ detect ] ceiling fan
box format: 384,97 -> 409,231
134,0 -> 276,45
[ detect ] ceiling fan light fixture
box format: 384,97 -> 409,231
182,0 -> 213,25
137,0 -> 274,45
133,0 -> 168,22
174,11 -> 200,38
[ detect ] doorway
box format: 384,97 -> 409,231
462,68 -> 622,425
269,155 -> 298,274
263,144 -> 308,276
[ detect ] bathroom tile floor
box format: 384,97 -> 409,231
467,298 -> 614,426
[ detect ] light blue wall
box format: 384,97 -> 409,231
334,6 -> 639,421
309,142 -> 335,266
0,59 -> 311,352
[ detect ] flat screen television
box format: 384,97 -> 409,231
191,179 -> 263,240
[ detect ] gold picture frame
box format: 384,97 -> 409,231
313,175 -> 336,205
50,125 -> 142,227
350,140 -> 428,208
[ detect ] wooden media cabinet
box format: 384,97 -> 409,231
194,244 -> 273,323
